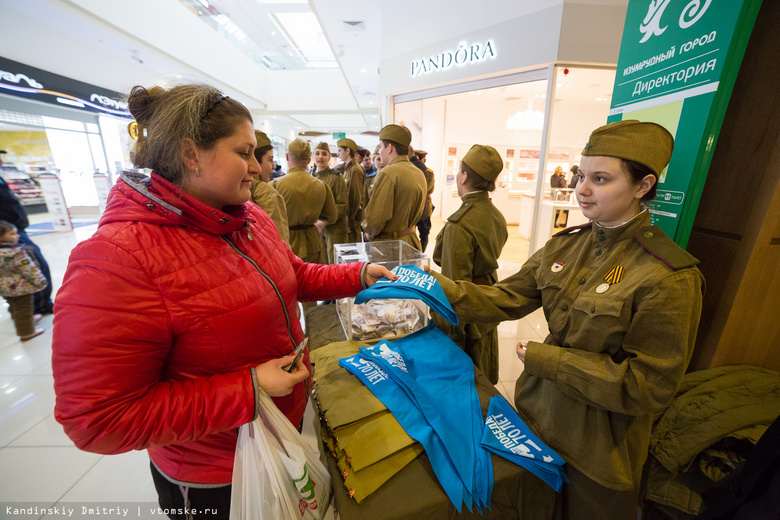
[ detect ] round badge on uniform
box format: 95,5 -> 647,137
551,261 -> 565,273
596,283 -> 610,294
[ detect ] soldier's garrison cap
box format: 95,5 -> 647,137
315,141 -> 331,153
462,144 -> 503,181
415,150 -> 428,157
337,138 -> 358,152
374,144 -> 381,155
581,120 -> 673,177
254,130 -> 271,149
378,124 -> 412,147
288,138 -> 311,161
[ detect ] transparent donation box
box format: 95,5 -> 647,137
335,241 -> 430,341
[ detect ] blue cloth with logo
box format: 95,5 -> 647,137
353,264 -> 458,325
482,395 -> 568,491
340,323 -> 492,512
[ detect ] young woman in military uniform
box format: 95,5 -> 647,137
337,138 -> 365,243
429,121 -> 705,520
313,142 -> 348,264
249,130 -> 289,242
431,145 -> 508,385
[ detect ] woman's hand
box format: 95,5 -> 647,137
314,220 -> 327,232
516,341 -> 528,362
255,356 -> 309,397
362,263 -> 397,287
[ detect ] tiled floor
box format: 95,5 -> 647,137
0,213 -> 545,518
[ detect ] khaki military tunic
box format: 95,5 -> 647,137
344,161 -> 365,243
432,191 -> 507,384
315,167 -> 349,264
362,156 -> 427,250
274,167 -> 337,263
432,211 -> 704,496
364,171 -> 378,205
422,167 -> 435,219
250,177 -> 289,243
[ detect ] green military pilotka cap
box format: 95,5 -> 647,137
373,144 -> 381,155
288,138 -> 311,161
254,130 -> 271,149
462,144 -> 503,181
337,138 -> 358,152
581,119 -> 674,177
378,124 -> 412,147
315,141 -> 331,153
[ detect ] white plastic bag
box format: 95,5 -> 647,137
230,390 -> 332,520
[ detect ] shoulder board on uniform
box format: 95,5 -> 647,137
447,202 -> 475,223
552,222 -> 592,237
634,225 -> 700,270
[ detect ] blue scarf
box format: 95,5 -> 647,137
354,264 -> 458,325
482,396 -> 568,491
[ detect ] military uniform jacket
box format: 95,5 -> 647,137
432,211 -> 704,490
315,167 -> 348,235
250,177 -> 289,243
274,167 -> 337,261
432,191 -> 508,382
363,156 -> 427,250
344,161 -> 365,234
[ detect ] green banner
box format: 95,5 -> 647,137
332,132 -> 346,139
608,0 -> 762,246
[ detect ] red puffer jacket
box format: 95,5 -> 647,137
53,172 -> 364,484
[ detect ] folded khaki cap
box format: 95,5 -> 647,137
254,130 -> 271,149
315,141 -> 331,153
373,144 -> 381,155
462,144 -> 503,181
378,124 -> 412,147
581,120 -> 674,176
337,138 -> 358,152
415,150 -> 428,156
288,138 -> 311,161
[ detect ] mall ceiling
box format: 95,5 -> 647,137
0,0 -> 384,136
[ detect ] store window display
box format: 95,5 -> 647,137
428,120 -> 704,520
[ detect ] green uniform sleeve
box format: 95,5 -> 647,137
439,224 -> 475,282
363,172 -> 395,238
332,175 -> 348,222
320,183 -> 338,224
525,270 -> 703,416
431,247 -> 544,323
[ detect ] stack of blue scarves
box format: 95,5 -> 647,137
340,323 -> 490,512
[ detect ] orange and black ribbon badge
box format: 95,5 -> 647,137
604,265 -> 624,285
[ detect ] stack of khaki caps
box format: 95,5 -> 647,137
310,342 -> 424,503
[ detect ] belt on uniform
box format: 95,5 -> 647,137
373,226 -> 416,241
289,224 -> 315,231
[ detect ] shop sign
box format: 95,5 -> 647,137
410,40 -> 496,78
0,56 -> 131,118
607,0 -> 762,246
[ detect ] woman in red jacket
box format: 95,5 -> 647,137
52,83 -> 391,519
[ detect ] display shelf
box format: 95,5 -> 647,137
0,169 -> 45,205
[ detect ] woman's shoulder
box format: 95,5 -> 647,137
631,225 -> 700,271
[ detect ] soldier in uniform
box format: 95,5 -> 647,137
337,138 -> 365,243
362,125 -> 427,250
249,130 -> 289,242
411,148 -> 436,252
274,139 -> 337,264
429,121 -> 705,520
313,142 -> 348,264
432,144 -> 507,385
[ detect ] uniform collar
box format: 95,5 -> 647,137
590,210 -> 650,245
389,155 -> 411,165
287,167 -> 309,176
461,191 -> 489,202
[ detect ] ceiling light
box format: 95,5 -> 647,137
360,68 -> 367,73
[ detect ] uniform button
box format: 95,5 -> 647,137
597,230 -> 604,236
598,236 -> 606,242
644,231 -> 654,239
579,278 -> 586,285
562,304 -> 569,311
595,250 -> 602,256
